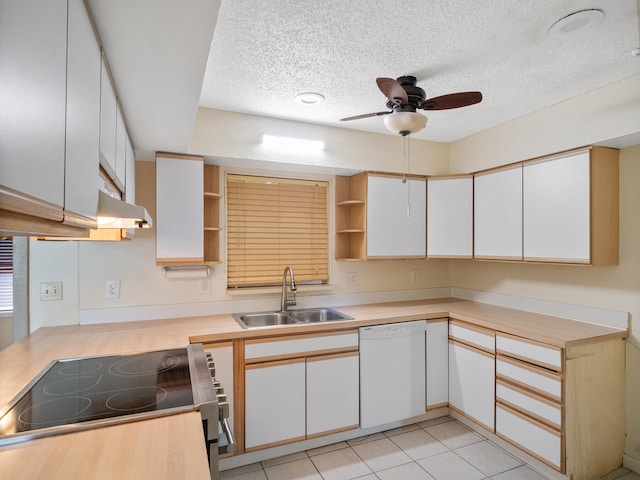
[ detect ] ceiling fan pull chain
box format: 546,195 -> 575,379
405,135 -> 411,217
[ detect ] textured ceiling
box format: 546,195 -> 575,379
199,0 -> 640,143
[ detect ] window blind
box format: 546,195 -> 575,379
0,237 -> 13,312
226,174 -> 329,288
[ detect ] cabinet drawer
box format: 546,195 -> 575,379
449,320 -> 495,353
245,331 -> 358,362
496,379 -> 561,429
496,356 -> 562,401
496,403 -> 562,470
496,333 -> 562,371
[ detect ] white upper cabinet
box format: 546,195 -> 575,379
64,0 -> 101,225
523,150 -> 594,263
124,135 -> 136,205
522,147 -> 618,265
156,153 -> 204,265
427,176 -> 473,258
114,104 -> 127,191
0,0 -> 67,218
367,174 -> 426,258
99,58 -> 117,183
474,165 -> 523,260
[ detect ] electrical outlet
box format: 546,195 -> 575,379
40,282 -> 62,301
199,277 -> 211,294
410,270 -> 419,283
347,272 -> 358,285
105,279 -> 121,298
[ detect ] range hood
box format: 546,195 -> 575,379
97,190 -> 152,229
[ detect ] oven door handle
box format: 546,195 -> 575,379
218,417 -> 236,455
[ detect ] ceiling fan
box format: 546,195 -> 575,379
340,76 -> 482,136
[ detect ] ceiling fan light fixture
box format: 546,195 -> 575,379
384,111 -> 428,136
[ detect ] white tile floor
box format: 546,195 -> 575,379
220,417 -> 640,480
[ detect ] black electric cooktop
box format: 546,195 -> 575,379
0,348 -> 195,439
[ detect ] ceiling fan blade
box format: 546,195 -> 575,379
340,111 -> 392,122
376,77 -> 408,103
420,91 -> 482,110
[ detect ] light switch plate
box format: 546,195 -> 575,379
40,282 -> 63,301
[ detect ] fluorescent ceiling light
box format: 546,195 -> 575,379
261,134 -> 324,153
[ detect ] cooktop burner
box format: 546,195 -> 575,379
0,348 -> 194,436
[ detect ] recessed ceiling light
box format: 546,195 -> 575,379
548,9 -> 605,38
295,92 -> 324,105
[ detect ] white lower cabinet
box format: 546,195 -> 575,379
307,352 -> 359,437
426,320 -> 448,408
245,359 -> 306,450
448,321 -> 495,430
448,340 -> 495,430
496,403 -> 562,469
244,331 -> 359,452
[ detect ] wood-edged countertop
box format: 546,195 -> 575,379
0,297 -> 627,479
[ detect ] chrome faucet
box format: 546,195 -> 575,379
281,266 -> 297,311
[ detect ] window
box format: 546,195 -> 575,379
226,174 -> 329,288
0,237 -> 13,313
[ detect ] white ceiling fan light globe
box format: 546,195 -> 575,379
384,111 -> 428,136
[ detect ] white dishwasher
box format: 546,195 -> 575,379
359,320 -> 427,429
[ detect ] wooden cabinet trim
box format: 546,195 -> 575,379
246,346 -> 358,365
244,435 -> 307,453
522,146 -> 591,168
448,338 -> 495,359
245,329 -> 359,345
306,424 -> 359,440
497,354 -> 562,379
245,356 -> 306,370
155,152 -> 204,161
427,173 -> 474,181
474,162 -> 523,177
0,185 -> 64,221
305,350 -> 358,362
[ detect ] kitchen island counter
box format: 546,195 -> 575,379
0,297 -> 627,479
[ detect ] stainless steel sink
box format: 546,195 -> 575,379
286,308 -> 353,324
233,312 -> 297,329
233,308 -> 352,328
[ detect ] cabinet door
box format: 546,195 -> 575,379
124,136 -> 136,205
155,154 -> 204,265
474,165 -> 523,259
427,176 -> 473,258
99,58 -> 117,182
64,0 -> 100,222
114,105 -> 127,191
448,340 -> 495,430
367,175 -> 426,258
426,320 -> 448,408
307,352 -> 359,437
523,152 -> 590,262
245,359 -> 306,450
0,0 -> 67,214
